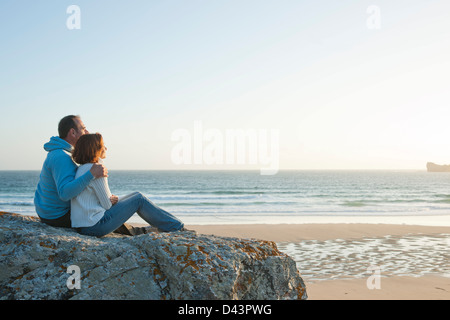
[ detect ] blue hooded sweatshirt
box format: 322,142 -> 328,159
34,136 -> 94,220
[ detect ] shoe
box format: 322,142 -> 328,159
113,223 -> 158,236
113,223 -> 136,236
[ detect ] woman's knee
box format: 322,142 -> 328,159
123,191 -> 145,201
135,191 -> 146,200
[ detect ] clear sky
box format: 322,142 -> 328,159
1,0 -> 450,170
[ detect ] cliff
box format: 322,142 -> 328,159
0,212 -> 307,300
426,162 -> 450,172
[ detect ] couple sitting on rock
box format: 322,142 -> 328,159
34,115 -> 187,237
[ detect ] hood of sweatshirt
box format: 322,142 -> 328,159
43,136 -> 73,153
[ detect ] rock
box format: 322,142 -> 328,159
426,162 -> 450,172
0,212 -> 307,300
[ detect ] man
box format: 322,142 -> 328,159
34,115 -> 107,228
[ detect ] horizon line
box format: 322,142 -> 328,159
0,168 -> 429,172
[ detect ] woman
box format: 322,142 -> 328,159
70,133 -> 186,237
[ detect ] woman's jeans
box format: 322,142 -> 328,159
78,192 -> 184,237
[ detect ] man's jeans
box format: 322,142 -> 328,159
78,192 -> 184,237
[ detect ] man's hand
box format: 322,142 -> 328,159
90,163 -> 108,178
110,195 -> 119,205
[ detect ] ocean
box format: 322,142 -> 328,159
1,170 -> 450,226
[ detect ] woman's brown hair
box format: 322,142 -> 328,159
72,133 -> 104,164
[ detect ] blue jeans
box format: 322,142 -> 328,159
78,192 -> 184,237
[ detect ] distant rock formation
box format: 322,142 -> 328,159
0,212 -> 307,300
426,162 -> 450,172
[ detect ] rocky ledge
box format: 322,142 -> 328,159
0,212 -> 307,300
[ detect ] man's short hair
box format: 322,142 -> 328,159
58,115 -> 80,138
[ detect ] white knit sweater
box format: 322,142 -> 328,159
70,163 -> 112,228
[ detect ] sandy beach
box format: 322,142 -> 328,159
183,223 -> 450,300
